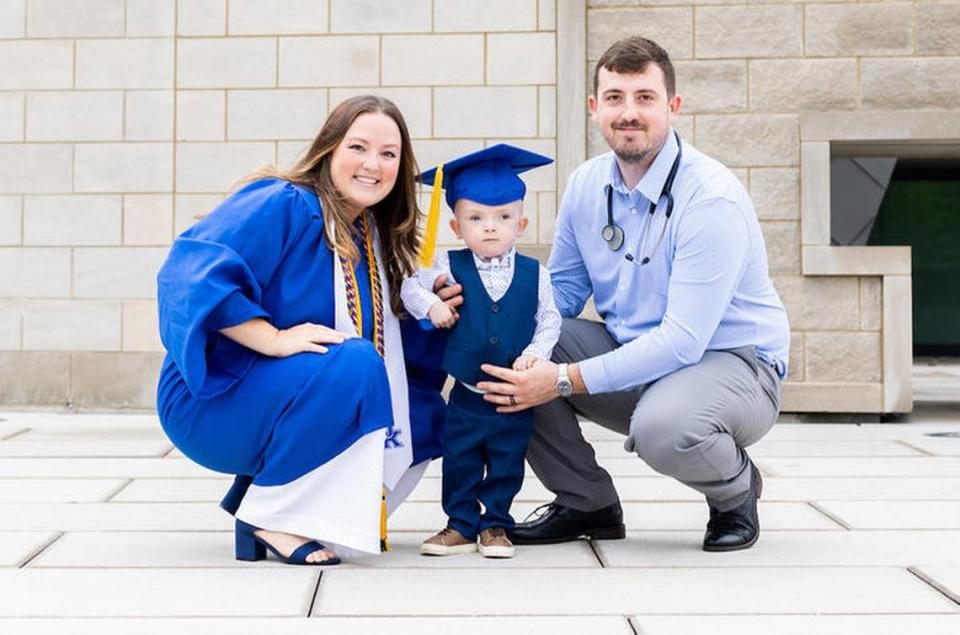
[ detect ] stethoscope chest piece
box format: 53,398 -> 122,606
602,223 -> 625,251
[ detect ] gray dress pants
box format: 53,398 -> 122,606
528,318 -> 782,513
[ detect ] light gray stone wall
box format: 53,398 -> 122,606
586,0 -> 955,412
0,0 -> 557,409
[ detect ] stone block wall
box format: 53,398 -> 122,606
583,0 -> 958,412
0,0 -> 557,409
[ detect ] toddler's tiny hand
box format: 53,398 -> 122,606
512,355 -> 538,371
428,302 -> 456,328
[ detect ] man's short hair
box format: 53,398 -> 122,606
593,36 -> 675,98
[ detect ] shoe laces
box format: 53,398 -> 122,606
484,527 -> 506,539
521,502 -> 555,523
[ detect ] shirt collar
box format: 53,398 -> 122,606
608,129 -> 679,206
473,246 -> 515,271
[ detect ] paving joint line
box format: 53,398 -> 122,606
895,439 -> 938,457
587,538 -> 607,568
99,477 -> 134,502
908,565 -> 960,606
807,501 -> 852,530
17,531 -> 64,569
306,571 -> 323,617
0,428 -> 30,441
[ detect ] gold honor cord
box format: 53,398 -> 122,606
418,164 -> 444,268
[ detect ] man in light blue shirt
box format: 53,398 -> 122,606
477,36 -> 789,552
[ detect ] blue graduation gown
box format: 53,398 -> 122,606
156,178 -> 445,487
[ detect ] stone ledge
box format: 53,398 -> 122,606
801,110 -> 960,142
802,246 -> 911,276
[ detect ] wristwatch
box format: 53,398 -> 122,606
555,363 -> 574,398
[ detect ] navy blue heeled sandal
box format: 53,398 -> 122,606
235,519 -> 341,566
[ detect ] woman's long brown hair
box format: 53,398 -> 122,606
241,95 -> 421,315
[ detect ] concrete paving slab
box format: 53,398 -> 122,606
597,530 -> 960,568
347,532 -> 599,569
0,569 -> 318,617
764,422 -> 960,440
311,567 -> 957,615
816,501 -> 960,530
761,476 -> 960,501
13,426 -> 167,441
28,531 -> 599,570
0,532 -> 58,567
0,503 -> 230,531
912,565 -> 960,604
28,531 -> 278,569
0,478 -> 126,503
0,440 -> 172,457
0,616 -> 635,635
610,501 -> 840,531
757,457 -> 960,477
0,458 -> 219,478
633,615 -> 960,635
110,478 -> 231,502
0,412 -> 161,428
592,439 -> 923,458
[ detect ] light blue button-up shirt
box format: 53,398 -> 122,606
549,131 -> 790,394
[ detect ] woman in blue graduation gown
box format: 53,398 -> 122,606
156,96 -> 448,565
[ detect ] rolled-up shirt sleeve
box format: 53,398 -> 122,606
578,198 -> 752,394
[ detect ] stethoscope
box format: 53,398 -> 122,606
601,130 -> 682,266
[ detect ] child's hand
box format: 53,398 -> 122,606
512,354 -> 538,371
428,302 -> 456,328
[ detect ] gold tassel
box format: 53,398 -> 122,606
379,486 -> 390,552
418,164 -> 444,268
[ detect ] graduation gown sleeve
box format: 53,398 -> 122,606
157,179 -> 315,399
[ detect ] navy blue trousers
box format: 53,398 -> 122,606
442,383 -> 534,540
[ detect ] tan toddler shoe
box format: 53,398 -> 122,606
420,527 -> 477,556
478,527 -> 515,558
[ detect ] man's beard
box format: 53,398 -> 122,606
607,123 -> 668,165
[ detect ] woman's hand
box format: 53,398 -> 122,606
271,322 -> 351,357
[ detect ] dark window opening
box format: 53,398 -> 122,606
831,157 -> 960,356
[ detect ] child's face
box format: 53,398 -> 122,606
450,199 -> 528,259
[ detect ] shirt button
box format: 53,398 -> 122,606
619,284 -> 626,291
490,303 -> 500,313
489,336 -> 499,345
629,207 -> 637,214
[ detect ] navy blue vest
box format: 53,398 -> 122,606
441,249 -> 539,385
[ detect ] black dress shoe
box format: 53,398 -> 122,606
508,501 -> 626,545
703,456 -> 763,552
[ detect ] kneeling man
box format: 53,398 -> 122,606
477,36 -> 789,552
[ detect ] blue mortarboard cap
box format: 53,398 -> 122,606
418,144 -> 553,210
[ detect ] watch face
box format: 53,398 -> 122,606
557,379 -> 574,397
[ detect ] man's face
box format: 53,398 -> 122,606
589,65 -> 682,165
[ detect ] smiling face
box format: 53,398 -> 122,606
329,111 -> 402,214
589,65 -> 682,166
450,199 -> 527,259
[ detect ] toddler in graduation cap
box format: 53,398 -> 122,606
401,144 -> 562,559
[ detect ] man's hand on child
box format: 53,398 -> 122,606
428,302 -> 457,328
512,355 -> 538,371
